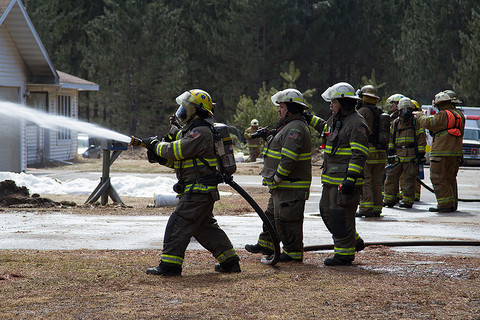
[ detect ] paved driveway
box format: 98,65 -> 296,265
2,166 -> 480,256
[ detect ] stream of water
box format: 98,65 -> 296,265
0,100 -> 131,143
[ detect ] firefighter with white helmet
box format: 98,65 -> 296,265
141,89 -> 240,276
418,90 -> 465,212
244,118 -> 261,162
383,97 -> 427,209
355,85 -> 388,217
387,93 -> 405,121
245,88 -> 312,263
315,82 -> 369,265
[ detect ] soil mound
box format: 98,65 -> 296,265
0,180 -> 76,208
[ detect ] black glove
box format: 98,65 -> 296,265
147,149 -> 167,165
250,127 -> 270,139
387,149 -> 395,157
162,133 -> 175,142
341,177 -> 356,195
303,112 -> 313,124
387,156 -> 396,164
142,136 -> 160,151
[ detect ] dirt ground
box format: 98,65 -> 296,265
1,157 -> 480,319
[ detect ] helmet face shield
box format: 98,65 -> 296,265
175,105 -> 188,127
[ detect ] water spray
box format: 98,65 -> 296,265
0,100 -> 131,143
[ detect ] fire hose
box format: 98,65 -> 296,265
130,135 -> 281,266
304,240 -> 480,252
221,174 -> 281,266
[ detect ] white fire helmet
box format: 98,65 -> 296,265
271,88 -> 308,109
321,82 -> 359,102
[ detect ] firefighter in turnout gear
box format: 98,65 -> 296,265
143,89 -> 240,276
244,119 -> 262,162
419,90 -> 465,213
317,82 -> 369,266
355,85 -> 387,217
245,89 -> 312,262
387,93 -> 405,121
383,98 -> 427,208
411,100 -> 422,201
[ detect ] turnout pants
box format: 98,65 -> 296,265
359,162 -> 384,215
384,161 -> 417,205
430,156 -> 461,210
257,189 -> 306,260
320,184 -> 362,260
247,147 -> 260,162
161,192 -> 237,267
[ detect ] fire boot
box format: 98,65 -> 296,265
399,201 -> 413,208
324,255 -> 354,266
428,207 -> 455,213
146,262 -> 182,276
245,243 -> 274,255
214,256 -> 241,273
264,252 -> 302,263
355,238 -> 366,252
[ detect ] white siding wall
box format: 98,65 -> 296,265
0,25 -> 27,172
47,89 -> 79,162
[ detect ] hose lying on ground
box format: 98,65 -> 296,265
416,177 -> 480,202
304,240 -> 480,252
223,175 -> 281,266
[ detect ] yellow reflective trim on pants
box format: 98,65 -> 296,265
216,248 -> 238,263
258,239 -> 274,251
161,254 -> 184,266
283,250 -> 303,260
334,247 -> 355,256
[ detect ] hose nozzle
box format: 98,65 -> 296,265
130,136 -> 146,147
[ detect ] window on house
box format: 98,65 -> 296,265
57,95 -> 71,140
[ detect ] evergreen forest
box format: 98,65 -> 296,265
24,0 -> 480,137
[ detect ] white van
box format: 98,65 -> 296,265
458,107 -> 480,165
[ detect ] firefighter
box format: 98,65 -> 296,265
383,98 -> 427,208
317,82 -> 369,266
419,91 -> 465,212
355,85 -> 387,218
245,89 -> 312,262
387,93 -> 405,121
142,89 -> 240,276
244,119 -> 262,162
412,99 -> 423,201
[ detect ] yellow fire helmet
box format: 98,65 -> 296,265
175,89 -> 215,126
411,99 -> 420,111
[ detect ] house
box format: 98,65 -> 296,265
0,0 -> 98,172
